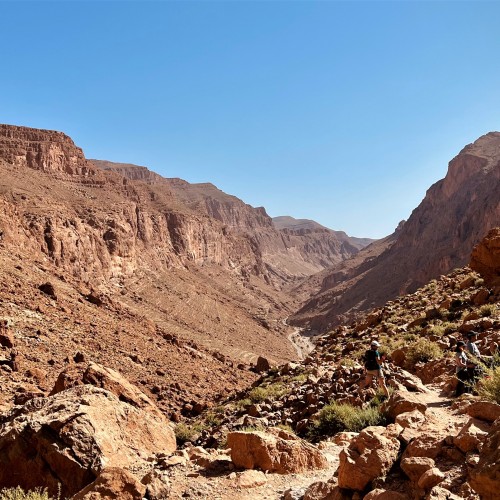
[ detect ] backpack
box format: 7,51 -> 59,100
364,349 -> 379,370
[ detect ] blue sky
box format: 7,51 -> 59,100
1,1 -> 500,238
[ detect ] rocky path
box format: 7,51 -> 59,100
165,378 -> 492,499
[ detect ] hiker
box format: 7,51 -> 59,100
455,341 -> 471,396
359,340 -> 389,398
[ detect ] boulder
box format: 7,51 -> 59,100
141,470 -> 171,500
382,390 -> 427,421
400,457 -> 435,483
255,356 -> 271,373
395,409 -> 426,429
417,467 -> 445,490
470,227 -> 500,287
303,482 -> 350,500
427,486 -> 463,499
469,418 -> 500,500
0,385 -> 176,498
401,433 -> 444,460
0,320 -> 14,348
464,400 -> 500,423
234,470 -> 267,488
363,489 -> 408,499
453,418 -> 490,453
227,428 -> 327,473
51,362 -> 164,420
72,467 -> 146,500
337,426 -> 400,491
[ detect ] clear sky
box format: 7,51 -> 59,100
1,1 -> 500,238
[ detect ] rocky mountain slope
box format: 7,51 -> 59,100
292,133 -> 500,331
1,229 -> 498,500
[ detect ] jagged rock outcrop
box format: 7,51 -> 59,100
470,226 -> 500,287
0,385 -> 176,498
292,132 -> 500,330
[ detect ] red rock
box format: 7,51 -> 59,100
417,467 -> 445,490
453,418 -> 490,453
470,227 -> 500,287
363,489 -> 408,500
338,426 -> 400,491
72,467 -> 146,500
227,428 -> 327,473
400,456 -> 435,483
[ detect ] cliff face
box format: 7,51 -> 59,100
291,132 -> 500,331
89,160 -> 371,282
0,125 -> 102,180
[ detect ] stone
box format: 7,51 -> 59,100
235,469 -> 267,488
0,385 -> 176,498
469,418 -> 500,499
51,361 -> 165,420
141,470 -> 170,500
427,486 -> 463,499
363,489 -> 408,499
0,320 -> 14,348
303,482 -> 350,500
72,467 -> 146,500
337,426 -> 400,491
382,390 -> 427,421
417,467 -> 445,490
464,400 -> 500,423
255,356 -> 271,373
227,428 -> 327,473
395,409 -> 426,429
401,433 -> 444,460
453,418 -> 490,453
400,457 -> 435,483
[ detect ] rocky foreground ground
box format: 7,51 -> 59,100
0,230 -> 498,499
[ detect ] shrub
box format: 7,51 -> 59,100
248,382 -> 288,403
0,488 -> 55,500
406,338 -> 443,364
479,304 -> 495,317
477,366 -> 500,404
308,402 -> 385,439
174,422 -> 206,445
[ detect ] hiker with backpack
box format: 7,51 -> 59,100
359,340 -> 390,398
455,341 -> 472,396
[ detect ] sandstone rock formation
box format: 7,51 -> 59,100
337,425 -> 401,491
227,428 -> 327,473
0,385 -> 176,497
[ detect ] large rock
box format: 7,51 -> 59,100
227,428 -> 327,473
469,418 -> 500,500
0,385 -> 176,498
453,418 -> 490,453
72,467 -> 146,500
470,227 -> 500,287
50,362 -> 164,420
363,489 -> 408,500
382,390 -> 427,421
337,426 -> 400,491
464,400 -> 500,423
400,456 -> 435,483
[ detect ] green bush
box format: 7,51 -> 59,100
479,304 -> 495,317
248,382 -> 288,403
477,366 -> 500,404
308,402 -> 385,439
406,338 -> 443,364
0,488 -> 54,500
174,422 -> 206,445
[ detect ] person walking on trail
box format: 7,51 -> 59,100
360,340 -> 390,398
455,341 -> 471,397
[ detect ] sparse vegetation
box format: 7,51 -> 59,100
174,422 -> 207,445
0,488 -> 55,500
479,304 -> 495,317
477,366 -> 500,404
308,402 -> 385,439
406,338 -> 443,364
248,382 -> 288,403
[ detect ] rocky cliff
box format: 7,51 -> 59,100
292,132 -> 500,331
89,159 -> 372,282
